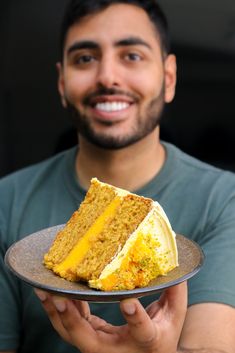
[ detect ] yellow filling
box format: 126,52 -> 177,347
54,197 -> 122,277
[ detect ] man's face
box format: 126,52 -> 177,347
58,4 -> 176,149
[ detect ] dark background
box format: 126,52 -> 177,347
1,0 -> 235,178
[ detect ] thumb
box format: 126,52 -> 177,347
120,298 -> 156,344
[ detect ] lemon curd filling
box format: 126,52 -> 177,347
54,197 -> 122,280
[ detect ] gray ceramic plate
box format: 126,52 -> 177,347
5,225 -> 204,302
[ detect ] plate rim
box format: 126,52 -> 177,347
4,225 -> 205,301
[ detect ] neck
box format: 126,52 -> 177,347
75,127 -> 165,191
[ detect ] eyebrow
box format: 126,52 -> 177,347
67,41 -> 99,55
67,36 -> 152,56
115,36 -> 152,50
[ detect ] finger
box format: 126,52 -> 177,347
156,281 -> 188,342
64,300 -> 110,331
34,288 -> 47,302
73,300 -> 91,320
34,289 -> 71,343
159,281 -> 188,321
146,282 -> 188,321
52,297 -> 99,352
120,298 -> 156,344
89,315 -> 114,331
145,300 -> 162,320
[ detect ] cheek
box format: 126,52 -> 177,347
128,68 -> 164,99
63,73 -> 94,102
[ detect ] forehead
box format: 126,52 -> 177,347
63,3 -> 160,50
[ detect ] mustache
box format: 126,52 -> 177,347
83,87 -> 139,105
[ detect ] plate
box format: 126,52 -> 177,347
5,225 -> 204,302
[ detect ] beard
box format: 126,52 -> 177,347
65,85 -> 165,150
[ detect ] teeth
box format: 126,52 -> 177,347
95,102 -> 129,112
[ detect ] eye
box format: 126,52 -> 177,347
125,52 -> 142,61
74,54 -> 96,65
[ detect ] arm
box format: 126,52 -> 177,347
178,302 -> 235,353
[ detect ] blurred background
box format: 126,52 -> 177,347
1,0 -> 235,177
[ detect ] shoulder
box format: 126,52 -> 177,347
164,141 -> 235,189
0,147 -> 78,244
0,147 -> 77,222
0,147 -> 77,192
162,142 -> 235,230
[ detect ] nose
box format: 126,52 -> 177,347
96,54 -> 121,88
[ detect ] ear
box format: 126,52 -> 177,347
164,54 -> 177,103
56,62 -> 67,108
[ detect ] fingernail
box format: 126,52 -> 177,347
34,289 -> 47,302
52,297 -> 67,313
123,302 -> 136,315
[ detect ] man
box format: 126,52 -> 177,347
1,0 -> 235,352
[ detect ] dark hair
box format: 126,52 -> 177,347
60,0 -> 170,60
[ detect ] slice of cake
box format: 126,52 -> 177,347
44,178 -> 178,291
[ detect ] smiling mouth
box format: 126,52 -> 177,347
94,101 -> 131,112
85,89 -> 138,114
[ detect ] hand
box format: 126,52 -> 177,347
35,281 -> 187,353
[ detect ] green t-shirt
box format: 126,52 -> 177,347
1,142 -> 235,352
